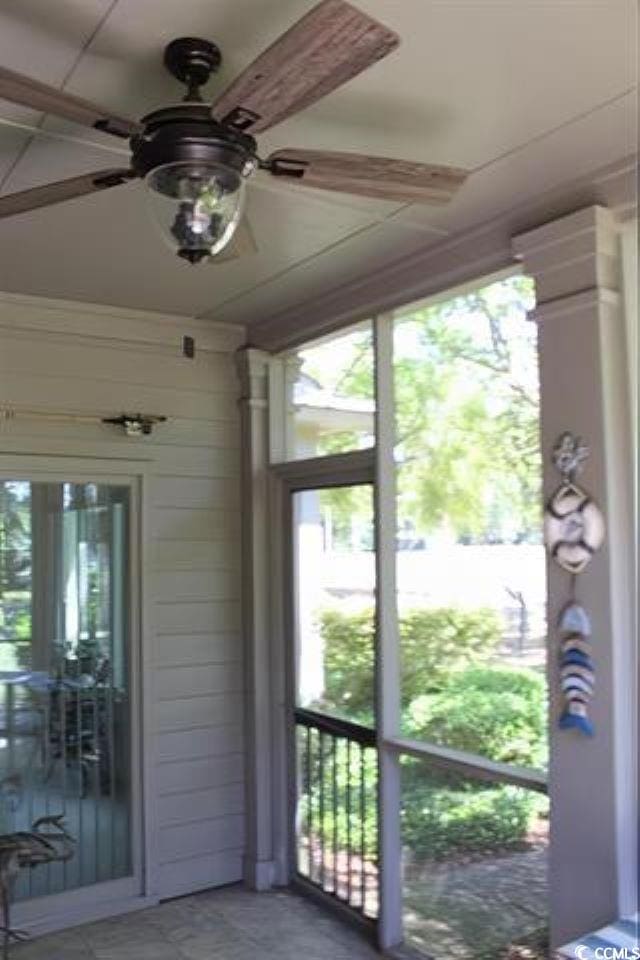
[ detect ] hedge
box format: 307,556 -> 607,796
319,606 -> 501,722
302,607 -> 548,860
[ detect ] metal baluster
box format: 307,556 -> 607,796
360,743 -> 366,913
305,725 -> 312,879
293,713 -> 377,920
370,750 -> 378,918
311,725 -> 321,885
61,679 -> 68,891
346,738 -> 352,906
332,735 -> 338,896
318,731 -> 325,891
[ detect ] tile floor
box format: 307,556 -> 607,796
11,886 -> 382,959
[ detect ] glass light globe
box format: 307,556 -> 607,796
145,161 -> 245,263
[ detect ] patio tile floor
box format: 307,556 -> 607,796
11,886 -> 382,959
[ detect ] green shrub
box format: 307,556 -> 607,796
300,745 -> 545,863
399,608 -> 501,702
319,606 -> 501,721
318,608 -> 375,721
399,666 -> 548,857
405,666 -> 547,769
309,607 -> 548,861
400,765 -> 543,860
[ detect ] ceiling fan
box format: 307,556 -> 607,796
0,0 -> 468,264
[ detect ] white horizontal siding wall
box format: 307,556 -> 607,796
0,292 -> 246,903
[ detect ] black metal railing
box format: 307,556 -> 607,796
294,707 -> 378,921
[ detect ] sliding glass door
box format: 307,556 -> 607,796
0,476 -> 137,906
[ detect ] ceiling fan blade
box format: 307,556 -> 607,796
267,149 -> 469,203
0,65 -> 140,139
0,115 -> 131,158
0,169 -> 135,220
211,0 -> 399,134
211,218 -> 257,263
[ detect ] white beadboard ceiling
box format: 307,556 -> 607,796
0,0 -> 636,333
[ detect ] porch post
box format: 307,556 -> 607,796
513,206 -> 636,947
374,314 -> 403,951
236,346 -> 277,890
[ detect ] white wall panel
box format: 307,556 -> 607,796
155,692 -> 244,733
0,291 -> 245,904
157,755 -> 244,796
154,601 -> 241,636
156,851 -> 243,900
155,725 -> 243,764
158,783 -> 245,826
153,570 -> 239,603
158,815 -> 245,864
155,663 -> 243,700
150,540 -> 241,572
155,633 -> 241,668
152,507 -> 240,542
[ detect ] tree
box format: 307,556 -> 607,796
300,276 -> 540,542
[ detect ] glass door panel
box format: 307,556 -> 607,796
292,484 -> 378,920
0,480 -> 132,899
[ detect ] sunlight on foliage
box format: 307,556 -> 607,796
293,276 -> 540,544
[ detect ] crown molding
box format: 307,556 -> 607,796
247,155 -> 637,353
0,289 -> 247,353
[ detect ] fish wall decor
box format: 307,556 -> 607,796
544,433 -> 605,737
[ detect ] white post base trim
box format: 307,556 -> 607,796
243,856 -> 278,892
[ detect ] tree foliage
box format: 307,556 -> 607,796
300,276 -> 540,542
318,606 -> 501,723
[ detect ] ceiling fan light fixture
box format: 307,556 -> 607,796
0,5 -> 470,263
145,160 -> 246,263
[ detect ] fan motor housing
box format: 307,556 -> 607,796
164,37 -> 222,88
131,104 -> 257,181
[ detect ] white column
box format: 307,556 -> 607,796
236,347 -> 277,890
513,206 -> 636,946
374,314 -> 403,951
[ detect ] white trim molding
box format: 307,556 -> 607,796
236,347 -> 278,890
248,156 -> 636,353
513,205 -> 637,947
0,289 -> 246,353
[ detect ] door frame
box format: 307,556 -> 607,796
0,453 -> 156,936
270,449 -> 377,920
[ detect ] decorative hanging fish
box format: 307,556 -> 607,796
558,602 -> 595,736
545,433 -> 604,738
